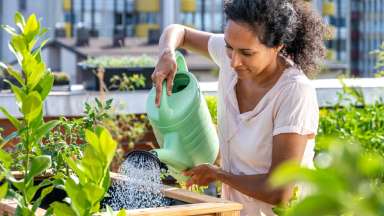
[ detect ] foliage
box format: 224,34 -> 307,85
0,12 -> 58,215
317,80 -> 384,155
41,98 -> 113,174
50,127 -> 118,216
80,55 -> 156,68
109,73 -> 145,91
270,139 -> 384,216
205,95 -> 217,125
52,72 -> 70,84
371,42 -> 384,77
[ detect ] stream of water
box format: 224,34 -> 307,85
106,153 -> 170,210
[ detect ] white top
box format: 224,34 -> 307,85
208,34 -> 319,216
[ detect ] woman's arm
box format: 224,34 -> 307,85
152,24 -> 213,106
184,133 -> 308,205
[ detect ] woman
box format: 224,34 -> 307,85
151,0 -> 326,215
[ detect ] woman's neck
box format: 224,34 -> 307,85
244,56 -> 287,90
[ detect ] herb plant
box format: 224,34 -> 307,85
0,12 -> 59,215
51,127 -> 119,216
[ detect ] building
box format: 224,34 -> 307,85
65,0 -> 224,38
0,0 -> 63,62
313,0 -> 384,77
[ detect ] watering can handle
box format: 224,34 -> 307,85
159,51 -> 189,109
175,51 -> 188,74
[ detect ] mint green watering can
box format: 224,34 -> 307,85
146,51 -> 219,180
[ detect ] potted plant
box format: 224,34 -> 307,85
78,55 -> 155,91
52,72 -> 70,91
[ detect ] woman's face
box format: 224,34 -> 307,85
224,20 -> 281,80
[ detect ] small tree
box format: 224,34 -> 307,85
0,12 -> 59,215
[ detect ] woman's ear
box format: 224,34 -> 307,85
275,44 -> 284,53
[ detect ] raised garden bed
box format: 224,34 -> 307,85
0,172 -> 242,216
78,55 -> 156,91
78,65 -> 154,91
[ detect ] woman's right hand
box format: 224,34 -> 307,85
151,49 -> 177,107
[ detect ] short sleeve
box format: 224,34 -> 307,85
273,82 -> 319,136
208,34 -> 226,67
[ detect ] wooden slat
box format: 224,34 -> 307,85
0,199 -> 46,216
162,186 -> 232,204
99,203 -> 241,216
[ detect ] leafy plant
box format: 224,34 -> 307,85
205,95 -> 217,125
109,73 -> 145,91
270,138 -> 384,216
0,12 -> 58,215
51,127 -> 119,216
52,72 -> 70,85
371,42 -> 384,77
40,98 -> 113,174
80,55 -> 156,68
317,79 -> 384,155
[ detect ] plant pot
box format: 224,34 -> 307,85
78,64 -> 154,91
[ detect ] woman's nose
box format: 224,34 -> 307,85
230,52 -> 242,68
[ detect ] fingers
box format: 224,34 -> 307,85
166,74 -> 174,96
155,77 -> 162,107
166,63 -> 177,96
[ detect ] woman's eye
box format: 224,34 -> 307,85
242,52 -> 253,56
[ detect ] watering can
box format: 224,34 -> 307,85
145,51 -> 219,180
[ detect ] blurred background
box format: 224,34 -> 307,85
0,0 -> 382,82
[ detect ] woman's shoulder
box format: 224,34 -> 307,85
277,66 -> 316,97
208,34 -> 227,66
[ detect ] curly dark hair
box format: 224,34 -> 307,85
224,0 -> 326,76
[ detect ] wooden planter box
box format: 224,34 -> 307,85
0,172 -> 242,216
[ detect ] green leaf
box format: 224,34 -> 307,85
21,92 -> 42,124
0,149 -> 12,168
7,81 -> 26,108
99,128 -> 117,164
34,73 -> 53,100
85,129 -> 100,153
269,161 -> 344,194
1,24 -> 17,36
33,120 -> 59,144
15,205 -> 33,216
0,181 -> 8,199
24,14 -> 39,43
39,27 -> 48,37
31,185 -> 54,212
83,182 -> 104,207
285,195 -> 342,216
64,156 -> 87,183
65,178 -> 90,216
26,179 -> 51,202
14,11 -> 26,31
0,107 -> 21,129
25,155 -> 51,185
51,202 -> 77,216
5,65 -> 25,86
22,52 -> 45,90
10,35 -> 27,54
116,209 -> 127,216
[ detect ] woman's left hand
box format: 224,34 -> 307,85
183,164 -> 221,187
